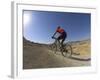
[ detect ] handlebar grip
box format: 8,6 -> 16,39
52,36 -> 56,39
52,36 -> 54,38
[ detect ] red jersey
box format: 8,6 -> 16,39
56,28 -> 65,34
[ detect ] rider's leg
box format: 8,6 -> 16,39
57,36 -> 62,49
61,32 -> 67,48
61,38 -> 65,48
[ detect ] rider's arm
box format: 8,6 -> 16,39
52,32 -> 57,37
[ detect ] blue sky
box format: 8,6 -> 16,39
23,10 -> 91,44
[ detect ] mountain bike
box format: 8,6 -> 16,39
50,36 -> 72,57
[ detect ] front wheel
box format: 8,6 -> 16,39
61,44 -> 72,57
50,43 -> 57,54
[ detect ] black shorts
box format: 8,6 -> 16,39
58,32 -> 67,40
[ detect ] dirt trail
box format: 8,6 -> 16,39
23,44 -> 90,69
48,50 -> 90,67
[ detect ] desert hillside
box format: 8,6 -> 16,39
71,39 -> 91,57
23,37 -> 91,69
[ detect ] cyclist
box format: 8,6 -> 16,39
52,26 -> 67,48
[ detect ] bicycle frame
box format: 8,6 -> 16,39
51,36 -> 72,57
52,36 -> 61,46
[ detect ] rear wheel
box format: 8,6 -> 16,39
61,44 -> 72,57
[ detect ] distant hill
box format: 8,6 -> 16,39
68,39 -> 90,45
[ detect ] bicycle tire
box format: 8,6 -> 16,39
61,44 -> 72,57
